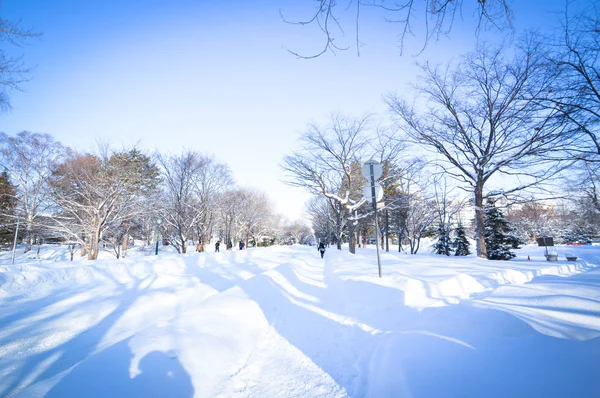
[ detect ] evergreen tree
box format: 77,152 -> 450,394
452,222 -> 471,256
0,172 -> 17,244
484,199 -> 518,260
432,224 -> 453,256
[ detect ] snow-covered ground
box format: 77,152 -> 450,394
1,244 -> 599,397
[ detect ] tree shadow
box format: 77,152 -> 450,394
233,257 -> 600,397
390,303 -> 600,398
181,253 -> 276,293
46,338 -> 193,398
0,275 -> 168,397
5,248 -> 600,397
0,288 -> 89,333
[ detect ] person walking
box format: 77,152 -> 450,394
318,242 -> 326,259
239,240 -> 245,250
196,242 -> 203,253
215,241 -> 220,252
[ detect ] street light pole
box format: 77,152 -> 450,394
155,218 -> 162,255
10,216 -> 20,266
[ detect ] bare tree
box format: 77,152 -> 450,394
506,199 -> 560,243
283,220 -> 314,244
0,18 -> 40,111
307,196 -> 335,246
402,190 -> 437,254
431,172 -> 465,255
281,0 -> 512,57
157,151 -> 232,253
385,159 -> 437,254
0,131 -> 64,252
218,188 -> 280,248
265,213 -> 287,246
48,148 -> 160,260
378,155 -> 428,252
216,188 -> 242,249
236,188 -> 274,247
369,128 -> 406,251
282,114 -> 370,253
541,3 -> 600,161
387,43 -> 567,258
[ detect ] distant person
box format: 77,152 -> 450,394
215,241 -> 220,252
227,240 -> 233,250
239,240 -> 245,250
318,242 -> 326,259
196,242 -> 203,253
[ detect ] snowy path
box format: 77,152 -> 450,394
1,245 -> 599,397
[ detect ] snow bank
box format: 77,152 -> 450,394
329,244 -> 597,309
473,267 -> 600,340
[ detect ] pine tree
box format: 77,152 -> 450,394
433,224 -> 453,255
452,222 -> 471,256
484,199 -> 518,260
0,171 -> 17,244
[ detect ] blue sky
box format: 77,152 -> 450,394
0,0 -> 571,220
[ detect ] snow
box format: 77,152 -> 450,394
1,243 -> 599,397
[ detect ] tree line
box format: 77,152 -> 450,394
0,134 -> 313,260
283,4 -> 600,259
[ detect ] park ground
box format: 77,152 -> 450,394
1,242 -> 599,397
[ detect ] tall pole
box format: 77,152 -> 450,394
11,216 -> 20,266
370,164 -> 382,278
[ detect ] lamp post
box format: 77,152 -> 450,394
155,218 -> 162,255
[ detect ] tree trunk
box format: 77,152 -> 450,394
474,183 -> 487,259
91,226 -> 101,260
348,220 -> 356,254
335,212 -> 342,250
23,218 -> 33,253
385,210 -> 389,252
87,230 -> 94,260
25,236 -> 33,253
380,218 -> 384,249
121,221 -> 130,257
181,233 -> 187,254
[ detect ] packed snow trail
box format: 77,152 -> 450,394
1,244 -> 600,397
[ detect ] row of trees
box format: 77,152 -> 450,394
284,4 -> 600,259
0,132 -> 313,260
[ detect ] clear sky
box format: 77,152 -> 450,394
0,0 -> 571,221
